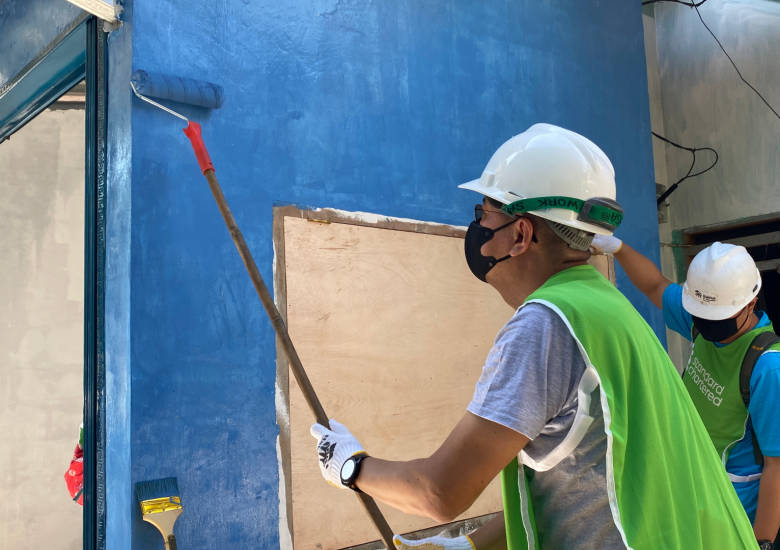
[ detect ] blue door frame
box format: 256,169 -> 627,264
0,14 -> 107,550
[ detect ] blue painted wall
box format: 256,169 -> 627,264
105,1 -> 134,548
117,0 -> 662,548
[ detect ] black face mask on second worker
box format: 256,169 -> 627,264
464,218 -> 518,283
692,307 -> 751,342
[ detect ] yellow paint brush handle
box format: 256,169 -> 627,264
143,508 -> 182,549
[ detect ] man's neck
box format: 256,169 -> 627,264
497,259 -> 588,310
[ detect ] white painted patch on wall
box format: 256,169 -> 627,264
314,207 -> 468,231
273,235 -> 293,550
276,433 -> 293,550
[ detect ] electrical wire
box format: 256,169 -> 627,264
692,3 -> 780,120
641,0 -> 706,6
653,132 -> 718,205
642,0 -> 780,121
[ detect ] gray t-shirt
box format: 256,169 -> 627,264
468,303 -> 625,550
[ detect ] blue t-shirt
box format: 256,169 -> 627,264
663,284 -> 780,523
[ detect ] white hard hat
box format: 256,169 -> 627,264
682,242 -> 762,320
459,123 -> 622,241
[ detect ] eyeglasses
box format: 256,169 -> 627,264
472,204 -> 538,243
474,204 -> 508,225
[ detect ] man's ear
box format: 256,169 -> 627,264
509,217 -> 534,257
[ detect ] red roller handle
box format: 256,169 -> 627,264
182,121 -> 215,174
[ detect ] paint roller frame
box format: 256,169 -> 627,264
130,73 -> 396,549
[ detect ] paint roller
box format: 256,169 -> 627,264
130,71 -> 396,549
131,70 -> 224,110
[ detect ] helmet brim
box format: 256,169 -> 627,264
458,179 -> 511,204
458,179 -> 614,236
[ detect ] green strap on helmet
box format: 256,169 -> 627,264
502,196 -> 623,231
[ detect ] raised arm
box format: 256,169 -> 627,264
592,236 -> 672,310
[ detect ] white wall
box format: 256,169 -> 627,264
654,0 -> 780,231
0,109 -> 85,550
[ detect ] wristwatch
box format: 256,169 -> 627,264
340,454 -> 369,492
756,540 -> 773,550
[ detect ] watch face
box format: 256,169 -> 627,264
341,458 -> 356,481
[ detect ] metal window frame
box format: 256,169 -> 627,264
83,16 -> 108,550
0,13 -> 107,549
0,13 -> 89,142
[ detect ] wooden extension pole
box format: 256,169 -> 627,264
202,169 -> 396,549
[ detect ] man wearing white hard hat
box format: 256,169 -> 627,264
594,235 -> 780,549
309,124 -> 755,550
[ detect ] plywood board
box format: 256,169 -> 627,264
587,253 -> 615,284
284,217 -> 513,550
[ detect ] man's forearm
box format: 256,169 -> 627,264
357,456 -> 455,522
754,457 -> 780,541
612,242 -> 672,309
354,414 -> 528,523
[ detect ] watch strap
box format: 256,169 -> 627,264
341,454 -> 368,492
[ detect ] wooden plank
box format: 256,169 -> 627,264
682,212 -> 780,239
273,209 -> 295,547
343,514 -> 497,550
284,217 -> 512,550
683,231 -> 780,257
756,258 -> 780,272
587,253 -> 615,284
275,205 -> 467,239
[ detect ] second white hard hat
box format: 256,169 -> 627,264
459,123 -> 621,237
682,242 -> 762,320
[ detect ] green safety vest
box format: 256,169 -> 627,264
684,324 -> 780,482
500,265 -> 756,550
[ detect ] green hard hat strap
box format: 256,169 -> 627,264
501,196 -> 623,231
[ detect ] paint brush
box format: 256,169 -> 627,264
135,477 -> 183,550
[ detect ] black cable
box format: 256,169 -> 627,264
653,131 -> 718,205
693,4 -> 780,120
643,0 -> 780,121
641,0 -> 706,6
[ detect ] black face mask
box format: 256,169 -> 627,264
464,219 -> 517,282
692,310 -> 750,342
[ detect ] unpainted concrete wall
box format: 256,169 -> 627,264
0,108 -> 85,550
654,0 -> 780,231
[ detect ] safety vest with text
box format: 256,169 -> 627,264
684,323 -> 780,483
500,265 -> 755,550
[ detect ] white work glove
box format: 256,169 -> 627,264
393,534 -> 476,550
590,234 -> 622,255
310,419 -> 366,488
